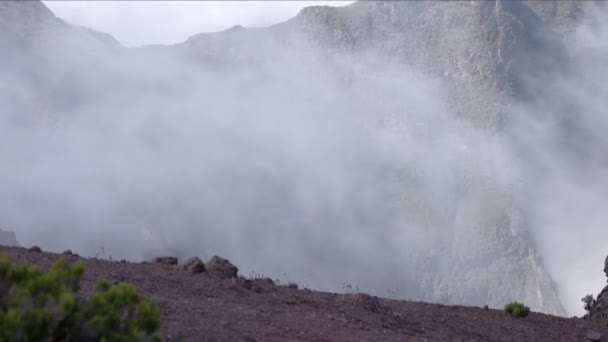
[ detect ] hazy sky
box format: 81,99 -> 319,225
42,1 -> 355,47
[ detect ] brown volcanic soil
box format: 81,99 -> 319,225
1,246 -> 607,342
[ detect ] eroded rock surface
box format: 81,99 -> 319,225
588,255 -> 608,325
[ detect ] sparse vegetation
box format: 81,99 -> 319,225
0,254 -> 160,341
504,301 -> 530,318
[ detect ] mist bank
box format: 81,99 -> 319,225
503,5 -> 608,316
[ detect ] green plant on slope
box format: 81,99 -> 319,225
0,254 -> 160,341
504,301 -> 530,318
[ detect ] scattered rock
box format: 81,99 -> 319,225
28,245 -> 41,253
181,256 -> 205,274
150,256 -> 178,265
206,256 -> 238,278
586,331 -> 602,341
62,249 -> 73,255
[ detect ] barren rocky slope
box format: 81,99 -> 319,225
1,245 -> 607,342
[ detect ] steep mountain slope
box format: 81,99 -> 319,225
2,0 -> 602,317
175,1 -> 571,315
0,0 -> 124,126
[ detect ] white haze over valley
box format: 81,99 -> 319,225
42,1 -> 355,46
2,1 -> 608,317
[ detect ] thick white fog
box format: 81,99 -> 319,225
503,8 -> 608,315
2,1 -> 608,317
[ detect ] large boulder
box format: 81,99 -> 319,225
181,256 -> 206,274
206,256 -> 238,278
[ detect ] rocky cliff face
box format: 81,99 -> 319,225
2,0 -> 601,316
178,1 -> 572,315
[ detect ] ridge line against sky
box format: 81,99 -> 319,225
42,1 -> 356,47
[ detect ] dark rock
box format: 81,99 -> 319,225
151,256 -> 178,265
206,256 -> 238,278
354,293 -> 381,313
287,282 -> 298,290
243,279 -> 253,290
484,305 -> 489,310
588,255 -> 608,326
181,256 -> 205,274
62,249 -> 73,255
586,331 -> 602,341
28,245 -> 41,253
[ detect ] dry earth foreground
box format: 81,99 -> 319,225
1,245 -> 607,342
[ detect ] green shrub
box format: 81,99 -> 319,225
504,301 -> 530,318
0,254 -> 160,341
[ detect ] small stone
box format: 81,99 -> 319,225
483,305 -> 489,310
287,282 -> 298,289
586,331 -> 602,341
180,257 -> 205,274
206,256 -> 238,278
28,246 -> 42,253
243,279 -> 253,290
62,249 -> 73,255
150,256 -> 178,265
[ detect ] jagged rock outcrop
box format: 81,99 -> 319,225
181,256 -> 206,274
206,256 -> 238,279
587,255 -> 608,325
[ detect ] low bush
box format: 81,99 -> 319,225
504,301 -> 530,318
0,254 -> 160,341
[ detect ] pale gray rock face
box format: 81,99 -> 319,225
2,0 -> 603,316
0,229 -> 20,247
525,0 -> 606,34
